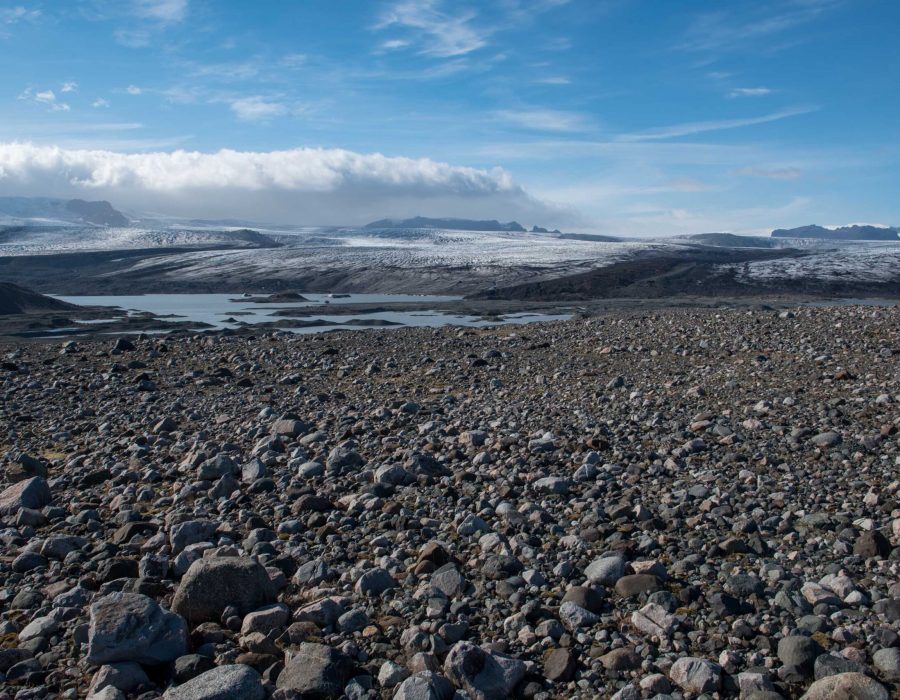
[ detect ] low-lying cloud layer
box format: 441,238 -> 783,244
0,142 -> 569,226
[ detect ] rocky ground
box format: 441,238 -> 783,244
0,305 -> 898,700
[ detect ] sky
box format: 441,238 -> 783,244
0,0 -> 899,234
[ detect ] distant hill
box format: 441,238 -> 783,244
365,217 -> 526,232
681,233 -> 779,248
65,199 -> 129,227
556,233 -> 622,243
772,224 -> 899,241
0,197 -> 129,227
0,282 -> 79,315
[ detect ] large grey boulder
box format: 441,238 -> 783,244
88,662 -> 150,695
872,647 -> 900,681
164,664 -> 265,700
325,441 -> 365,475
778,635 -> 822,674
86,592 -> 187,665
669,656 -> 722,694
585,555 -> 625,586
393,672 -> 454,700
276,643 -> 354,698
0,476 -> 51,515
171,557 -> 276,624
197,454 -> 237,481
800,672 -> 889,699
169,520 -> 218,554
355,567 -> 397,596
443,641 -> 525,700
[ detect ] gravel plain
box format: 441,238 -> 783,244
0,304 -> 898,699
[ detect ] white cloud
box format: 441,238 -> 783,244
189,61 -> 260,81
379,38 -> 411,51
680,1 -> 841,53
126,85 -> 143,95
281,53 -> 307,68
0,142 -> 561,226
61,81 -> 78,93
537,76 -> 571,85
18,87 -> 70,112
227,96 -> 288,122
735,166 -> 802,180
34,89 -> 56,104
376,0 -> 488,58
92,98 -> 110,108
728,87 -> 772,97
617,106 -> 817,141
494,108 -> 589,132
114,28 -> 151,48
133,0 -> 188,23
0,5 -> 40,24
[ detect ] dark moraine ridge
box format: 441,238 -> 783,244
0,282 -> 80,315
470,246 -> 900,300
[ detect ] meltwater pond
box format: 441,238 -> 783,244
52,293 -> 571,333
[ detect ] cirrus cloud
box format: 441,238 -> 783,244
0,142 -> 569,226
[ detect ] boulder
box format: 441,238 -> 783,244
171,557 -> 276,624
669,656 -> 721,694
0,476 -> 51,515
800,672 -> 889,699
86,592 -> 187,665
164,664 -> 265,700
276,643 -> 354,698
443,641 -> 525,700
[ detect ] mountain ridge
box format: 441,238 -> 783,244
0,196 -> 129,227
772,224 -> 899,241
364,216 -> 526,232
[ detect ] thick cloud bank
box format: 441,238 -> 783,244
0,142 -> 566,226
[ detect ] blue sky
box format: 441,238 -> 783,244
1,0 -> 898,234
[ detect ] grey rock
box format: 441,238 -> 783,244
585,555 -> 625,586
170,519 -> 218,554
559,601 -> 599,630
810,431 -> 841,448
12,551 -> 47,573
431,566 -> 466,598
872,647 -> 900,681
41,534 -> 87,559
326,442 -> 365,475
197,454 -> 238,480
164,664 -> 265,700
171,557 -> 276,624
814,653 -> 869,680
241,458 -> 268,482
778,635 -> 822,673
393,672 -> 454,700
355,567 -> 397,596
543,647 -> 577,682
86,592 -> 187,665
800,672 -> 889,700
277,642 -> 354,698
631,602 -> 676,638
443,641 -> 525,700
669,656 -> 722,694
89,662 -> 150,695
19,615 -> 58,642
241,603 -> 290,636
0,476 -> 51,515
615,573 -> 661,598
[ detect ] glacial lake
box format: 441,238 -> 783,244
52,293 -> 572,333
